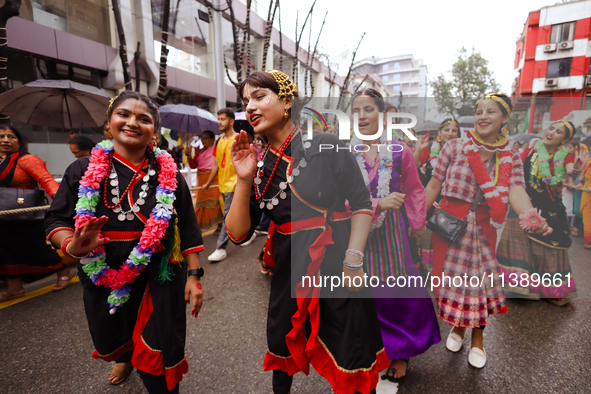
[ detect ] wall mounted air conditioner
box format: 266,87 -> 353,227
543,43 -> 557,53
545,79 -> 558,87
559,41 -> 574,50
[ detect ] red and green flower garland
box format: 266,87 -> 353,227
464,130 -> 513,228
75,140 -> 178,313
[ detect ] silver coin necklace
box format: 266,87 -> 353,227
254,128 -> 309,211
108,163 -> 155,221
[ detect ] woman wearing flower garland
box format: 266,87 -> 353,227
46,91 -> 204,393
414,119 -> 460,273
414,118 -> 460,185
577,151 -> 591,249
497,120 -> 584,305
350,89 -> 441,381
226,71 -> 389,394
425,93 -> 551,368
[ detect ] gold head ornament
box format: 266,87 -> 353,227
441,119 -> 459,130
265,70 -> 297,102
558,120 -> 574,139
105,94 -> 119,117
477,93 -> 512,116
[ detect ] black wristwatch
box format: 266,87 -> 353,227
188,268 -> 204,278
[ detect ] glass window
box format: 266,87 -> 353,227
382,64 -> 389,71
152,0 -> 213,78
21,0 -> 111,45
392,85 -> 400,92
546,58 -> 572,78
394,62 -> 401,69
393,73 -> 401,81
550,21 -> 576,43
382,75 -> 389,82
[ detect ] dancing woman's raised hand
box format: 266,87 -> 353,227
231,130 -> 258,182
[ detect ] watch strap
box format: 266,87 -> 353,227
188,268 -> 204,278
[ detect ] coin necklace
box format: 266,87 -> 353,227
103,154 -> 153,221
254,126 -> 309,210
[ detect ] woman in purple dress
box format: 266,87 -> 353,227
350,89 -> 441,380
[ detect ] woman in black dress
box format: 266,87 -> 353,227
46,91 -> 204,393
226,70 -> 388,394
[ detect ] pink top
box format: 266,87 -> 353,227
187,146 -> 215,171
363,144 -> 426,230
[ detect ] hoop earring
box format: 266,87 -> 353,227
501,125 -> 509,136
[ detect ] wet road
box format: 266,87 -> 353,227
1,232 -> 590,393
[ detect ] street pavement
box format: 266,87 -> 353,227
1,231 -> 590,394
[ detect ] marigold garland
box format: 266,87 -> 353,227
75,140 -> 178,313
534,140 -> 569,186
464,133 -> 513,228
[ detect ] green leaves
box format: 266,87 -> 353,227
431,47 -> 502,118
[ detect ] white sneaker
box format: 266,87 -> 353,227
445,327 -> 464,352
208,249 -> 227,262
240,233 -> 257,247
468,347 -> 487,368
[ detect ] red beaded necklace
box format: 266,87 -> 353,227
254,129 -> 295,201
103,153 -> 149,209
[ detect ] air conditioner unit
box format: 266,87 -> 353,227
559,41 -> 574,50
586,75 -> 591,87
543,43 -> 557,53
546,79 -> 558,88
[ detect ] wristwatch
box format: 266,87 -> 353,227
188,267 -> 204,278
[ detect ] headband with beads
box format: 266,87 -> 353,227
477,93 -> 512,116
265,70 -> 297,103
558,120 -> 574,139
440,119 -> 459,130
105,94 -> 119,117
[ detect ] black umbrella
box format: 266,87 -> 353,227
0,79 -> 111,129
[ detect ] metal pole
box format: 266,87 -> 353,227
212,0 -> 226,112
64,92 -> 73,129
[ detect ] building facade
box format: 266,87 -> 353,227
4,0 -> 347,175
512,0 -> 591,133
352,54 -> 428,121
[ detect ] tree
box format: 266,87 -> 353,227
431,47 -> 501,118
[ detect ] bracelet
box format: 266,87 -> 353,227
63,237 -> 90,259
343,260 -> 364,270
345,249 -> 364,260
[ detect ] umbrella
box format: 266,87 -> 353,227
511,133 -> 539,144
159,104 -> 219,135
0,79 -> 111,129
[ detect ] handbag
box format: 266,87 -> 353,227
0,188 -> 48,221
427,153 -> 496,243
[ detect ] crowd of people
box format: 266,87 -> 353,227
0,69 -> 589,394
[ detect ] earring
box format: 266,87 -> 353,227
283,109 -> 289,119
501,125 -> 509,136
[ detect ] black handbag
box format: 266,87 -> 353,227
427,153 -> 496,243
0,188 -> 48,221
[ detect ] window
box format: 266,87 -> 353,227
546,58 -> 572,78
550,21 -> 575,43
392,85 -> 400,92
393,73 -> 401,81
382,75 -> 389,82
382,64 -> 390,71
394,62 -> 401,69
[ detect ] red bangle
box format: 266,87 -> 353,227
61,235 -> 74,255
61,235 -> 87,259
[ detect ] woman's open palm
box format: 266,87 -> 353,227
231,130 -> 258,181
